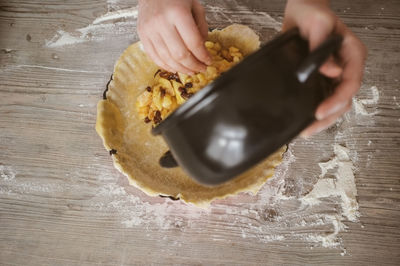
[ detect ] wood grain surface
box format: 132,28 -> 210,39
0,0 -> 399,265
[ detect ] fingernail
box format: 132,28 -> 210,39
313,125 -> 326,135
300,130 -> 310,139
315,112 -> 325,120
300,126 -> 323,139
316,102 -> 346,120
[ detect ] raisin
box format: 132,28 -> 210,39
181,92 -> 194,100
146,86 -> 152,92
160,88 -> 166,97
179,86 -> 193,99
159,71 -> 170,79
169,73 -> 181,82
185,82 -> 193,88
159,71 -> 180,82
154,111 -> 162,124
144,117 -> 151,123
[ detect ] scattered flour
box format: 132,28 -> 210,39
0,165 -> 68,195
45,7 -> 138,48
347,84 -> 380,169
45,2 -> 282,49
206,4 -> 282,32
46,30 -> 85,48
85,141 -> 359,253
0,165 -> 15,181
304,215 -> 345,248
393,96 -> 400,107
353,85 -> 380,116
93,7 -> 138,25
3,64 -> 108,74
92,182 -> 206,230
107,0 -> 120,11
302,144 -> 359,222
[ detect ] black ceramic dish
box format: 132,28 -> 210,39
152,28 -> 342,186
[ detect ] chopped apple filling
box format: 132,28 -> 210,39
136,41 -> 243,125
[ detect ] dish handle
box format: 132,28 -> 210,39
296,34 -> 343,83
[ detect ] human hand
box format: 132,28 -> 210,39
283,0 -> 367,137
137,0 -> 212,75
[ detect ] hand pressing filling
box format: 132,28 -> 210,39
135,41 -> 244,125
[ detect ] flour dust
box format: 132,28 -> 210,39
45,6 -> 139,48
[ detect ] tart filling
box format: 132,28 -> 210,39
135,41 -> 244,125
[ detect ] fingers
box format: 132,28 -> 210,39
152,33 -> 196,75
141,37 -> 174,73
192,0 -> 209,40
282,1 -> 367,137
284,1 -> 336,51
138,0 -> 210,74
319,55 -> 342,78
315,78 -> 358,121
160,25 -> 207,73
315,24 -> 366,120
174,11 -> 212,66
301,100 -> 351,138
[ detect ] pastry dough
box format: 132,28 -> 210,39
96,24 -> 286,207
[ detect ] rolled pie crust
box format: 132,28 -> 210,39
96,24 -> 286,207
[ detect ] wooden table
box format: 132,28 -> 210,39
1,0 -> 399,265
